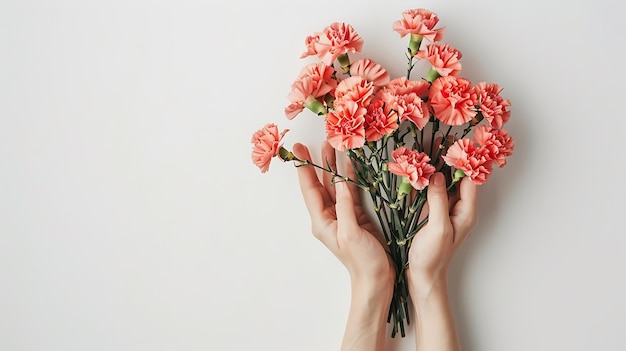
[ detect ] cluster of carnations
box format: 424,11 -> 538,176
251,8 -> 514,337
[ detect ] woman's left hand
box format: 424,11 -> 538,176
293,141 -> 395,291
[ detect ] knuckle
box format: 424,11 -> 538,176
429,191 -> 447,202
336,227 -> 358,246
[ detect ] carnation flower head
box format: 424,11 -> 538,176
475,82 -> 511,129
474,125 -> 514,167
306,22 -> 364,65
251,124 -> 289,173
301,34 -> 321,59
392,8 -> 446,42
325,100 -> 366,151
285,63 -> 337,119
364,99 -> 399,142
442,138 -> 493,184
429,76 -> 478,126
416,43 -> 463,78
383,77 -> 429,98
387,146 -> 436,190
380,77 -> 430,130
334,76 -> 375,107
349,58 -> 390,88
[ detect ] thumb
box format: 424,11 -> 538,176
426,172 -> 451,229
334,181 -> 358,232
451,177 -> 479,237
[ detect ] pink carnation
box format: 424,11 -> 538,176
364,99 -> 399,142
310,22 -> 364,65
325,100 -> 366,151
473,125 -> 514,168
416,43 -> 462,77
251,123 -> 289,173
475,82 -> 511,129
285,63 -> 337,119
334,76 -> 375,107
301,34 -> 321,59
349,58 -> 391,88
392,8 -> 446,42
429,76 -> 478,126
387,146 -> 436,190
380,77 -> 431,130
384,77 -> 429,98
442,138 -> 493,184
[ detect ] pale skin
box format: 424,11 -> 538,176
293,141 -> 478,351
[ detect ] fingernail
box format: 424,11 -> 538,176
433,172 -> 444,186
335,181 -> 346,192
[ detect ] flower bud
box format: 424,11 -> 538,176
425,67 -> 441,83
408,33 -> 423,56
304,95 -> 327,116
397,177 -> 412,199
278,147 -> 296,162
337,53 -> 352,72
452,168 -> 466,182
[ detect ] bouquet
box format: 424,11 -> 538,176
251,8 -> 514,337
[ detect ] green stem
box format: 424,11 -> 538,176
406,54 -> 415,80
403,191 -> 427,235
432,125 -> 454,164
409,124 -> 419,151
429,117 -> 440,157
460,111 -> 485,138
403,178 -> 462,242
293,158 -> 367,190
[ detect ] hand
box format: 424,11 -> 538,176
407,172 -> 479,298
405,172 -> 478,351
294,141 -> 394,351
292,141 -> 395,289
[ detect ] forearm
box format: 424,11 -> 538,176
340,279 -> 393,351
411,275 -> 461,351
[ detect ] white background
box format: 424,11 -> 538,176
1,0 -> 625,350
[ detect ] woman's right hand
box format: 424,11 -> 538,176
406,172 -> 478,351
407,172 -> 479,298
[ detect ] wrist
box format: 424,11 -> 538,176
409,270 -> 449,303
409,273 -> 461,351
340,275 -> 393,351
350,271 -> 394,304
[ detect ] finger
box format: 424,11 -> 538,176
447,180 -> 461,211
334,181 -> 359,236
425,172 -> 451,232
451,177 -> 479,246
293,143 -> 331,222
321,141 -> 337,202
459,176 -> 478,210
344,154 -> 361,207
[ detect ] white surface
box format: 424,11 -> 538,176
1,0 -> 625,350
